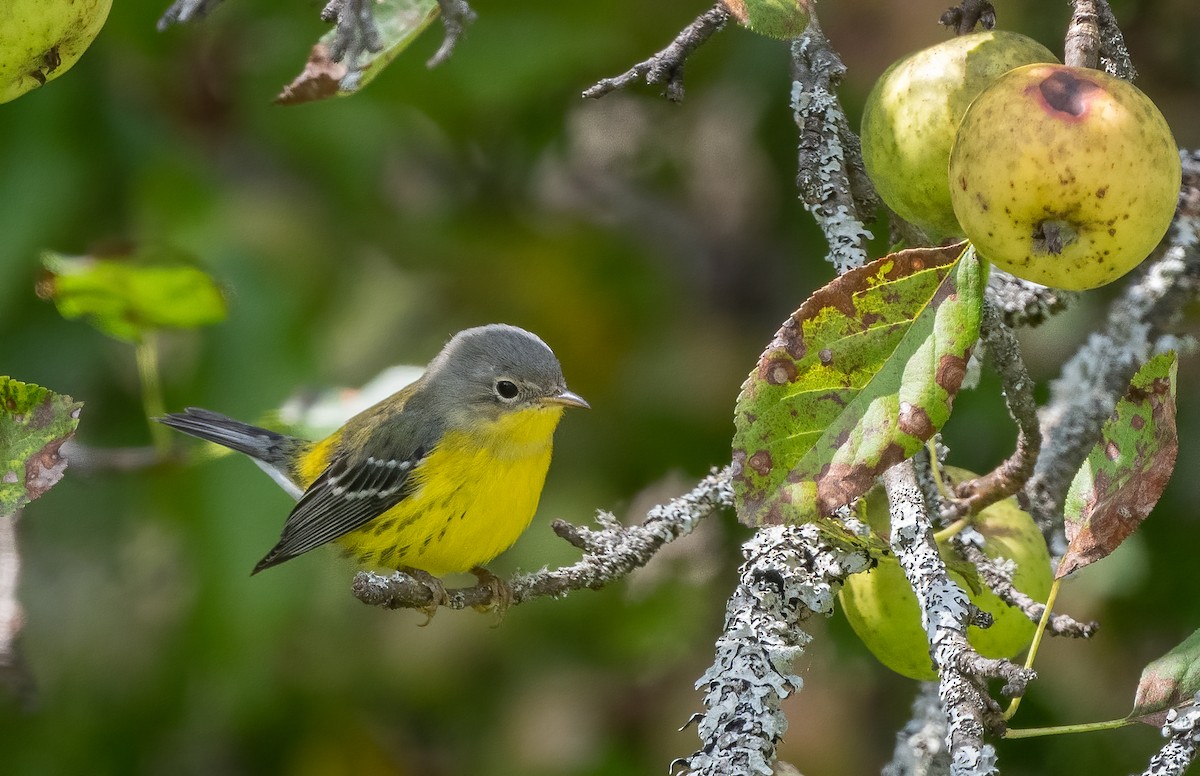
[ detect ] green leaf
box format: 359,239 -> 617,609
38,245 -> 227,343
733,243 -> 984,526
1130,628 -> 1200,725
276,0 -> 440,105
1058,352 -> 1178,579
0,378 -> 83,515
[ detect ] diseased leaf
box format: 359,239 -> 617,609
276,0 -> 440,105
732,243 -> 984,526
37,245 -> 226,343
1058,352 -> 1177,579
0,378 -> 83,515
1130,628 -> 1200,726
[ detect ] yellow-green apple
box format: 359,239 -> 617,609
861,31 -> 1058,241
949,63 -> 1181,290
0,0 -> 112,104
839,471 -> 1052,681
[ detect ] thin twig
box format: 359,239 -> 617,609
157,0 -> 223,31
1065,0 -> 1136,79
939,1 -> 996,35
354,467 -> 733,611
954,543 -> 1097,639
790,16 -> 876,273
582,4 -> 730,102
943,300 -> 1041,519
427,0 -> 477,68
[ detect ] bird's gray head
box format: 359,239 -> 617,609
423,324 -> 588,425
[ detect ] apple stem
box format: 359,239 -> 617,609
932,519 -> 969,543
1003,717 -> 1133,739
1003,577 -> 1062,721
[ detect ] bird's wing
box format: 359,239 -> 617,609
252,424 -> 432,574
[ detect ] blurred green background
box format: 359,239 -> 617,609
2,0 -> 1199,773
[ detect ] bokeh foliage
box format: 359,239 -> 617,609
1,0 -> 1198,774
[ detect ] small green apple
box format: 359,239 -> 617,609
838,471 -> 1052,681
860,31 -> 1058,241
949,63 -> 1181,290
0,0 -> 112,104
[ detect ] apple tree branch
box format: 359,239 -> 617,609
582,4 -> 731,102
790,16 -> 878,273
677,522 -> 872,776
353,467 -> 733,611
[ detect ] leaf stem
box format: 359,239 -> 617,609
136,332 -> 170,456
1003,576 -> 1062,720
1004,717 -> 1132,739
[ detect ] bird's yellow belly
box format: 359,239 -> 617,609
336,410 -> 560,575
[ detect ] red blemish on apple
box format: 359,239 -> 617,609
1031,68 -> 1103,124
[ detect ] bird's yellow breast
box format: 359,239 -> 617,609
336,405 -> 566,575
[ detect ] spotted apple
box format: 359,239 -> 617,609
949,64 -> 1181,290
0,0 -> 112,104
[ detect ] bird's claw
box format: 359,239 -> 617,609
470,566 -> 513,624
402,567 -> 450,625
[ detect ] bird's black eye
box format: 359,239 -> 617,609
495,379 -> 519,400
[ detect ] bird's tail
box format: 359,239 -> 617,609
162,404 -> 313,467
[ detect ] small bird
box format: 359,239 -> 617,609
158,324 -> 588,577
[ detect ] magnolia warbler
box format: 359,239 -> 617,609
158,324 -> 588,576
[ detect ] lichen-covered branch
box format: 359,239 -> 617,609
319,0 -> 384,67
1065,0 -> 1136,78
954,542 -> 1097,639
1140,698 -> 1200,776
883,460 -> 1035,776
354,467 -> 733,611
582,4 -> 730,102
427,0 -> 477,69
883,683 -> 953,776
790,18 -> 877,273
939,0 -> 996,35
156,0 -> 223,31
985,269 -> 1075,329
678,522 -> 871,776
1027,151 -> 1200,531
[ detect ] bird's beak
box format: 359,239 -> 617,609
543,389 -> 590,409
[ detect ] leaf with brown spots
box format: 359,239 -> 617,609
1058,352 -> 1178,578
277,0 -> 440,105
0,378 -> 83,515
1130,628 -> 1200,726
732,243 -> 984,526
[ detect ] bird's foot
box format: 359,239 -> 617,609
401,567 -> 450,625
469,566 -> 513,623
